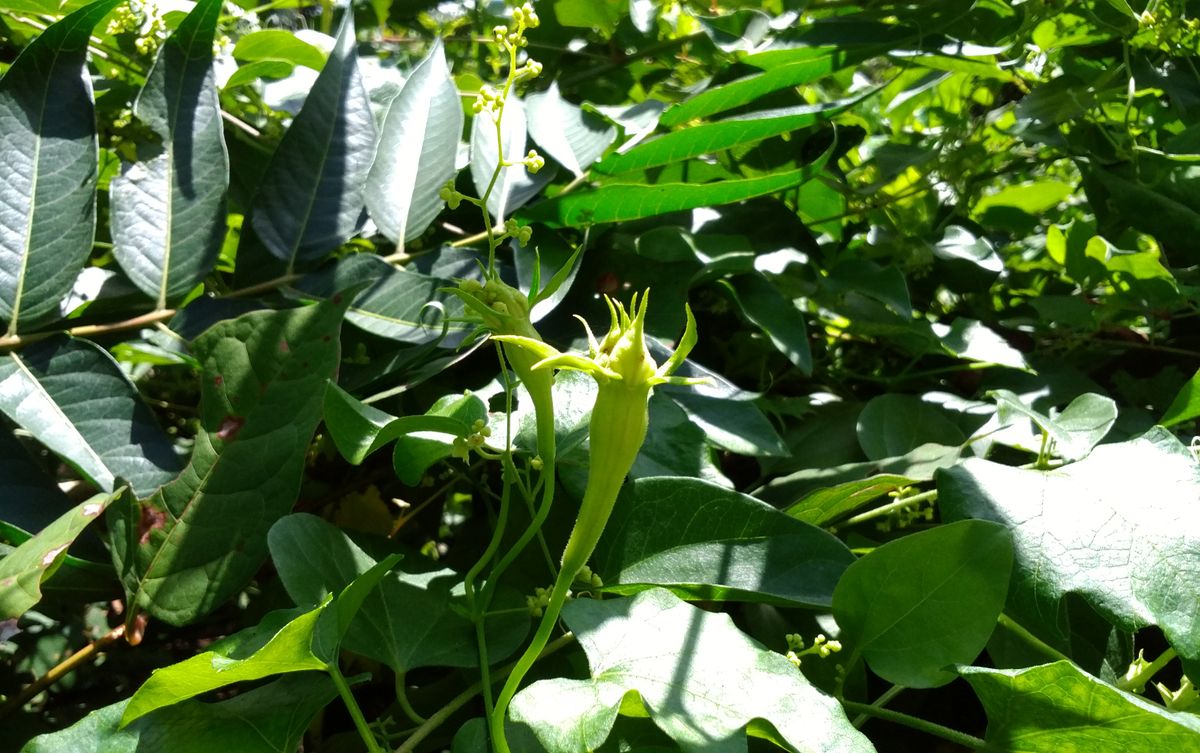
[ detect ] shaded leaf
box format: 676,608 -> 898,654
938,428 -> 1200,678
856,394 -> 965,461
592,477 -> 855,607
527,82 -> 615,178
1161,367 -> 1200,427
0,337 -> 182,496
961,661 -> 1200,751
122,552 -> 399,724
249,14 -> 376,268
294,253 -> 471,343
22,673 -> 338,753
108,298 -> 348,626
833,520 -> 1014,688
723,272 -> 812,373
0,0 -> 121,333
511,588 -> 874,753
365,40 -> 462,245
664,388 -> 788,457
269,513 -> 528,672
0,489 -> 121,618
110,0 -> 228,307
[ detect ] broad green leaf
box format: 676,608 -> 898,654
938,428 -> 1200,679
391,391 -> 488,485
973,179 -> 1073,235
855,394 -> 965,461
111,0 -> 229,307
22,673 -> 338,753
323,381 -> 473,465
0,0 -> 121,334
223,59 -> 295,90
527,82 -> 616,178
233,29 -> 327,71
522,148 -> 830,227
108,297 -> 349,626
961,661 -> 1200,751
122,552 -> 399,724
597,102 -> 846,176
294,253 -> 471,342
553,0 -> 624,35
470,95 -> 549,222
722,272 -> 812,373
989,389 -> 1117,461
664,389 -> 788,457
832,519 -> 1014,688
786,474 -> 915,527
1085,161 -> 1200,264
0,337 -> 182,496
1162,368 -> 1200,426
660,53 -> 848,126
365,40 -> 462,245
269,513 -> 528,672
592,477 -> 855,607
933,318 -> 1030,371
0,489 -> 121,618
249,14 -> 376,268
510,588 -> 874,753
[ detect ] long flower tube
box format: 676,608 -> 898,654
489,290 -> 701,753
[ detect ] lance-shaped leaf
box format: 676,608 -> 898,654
108,297 -> 349,626
269,514 -> 528,673
591,477 -> 855,607
0,337 -> 182,496
961,661 -> 1200,752
250,14 -> 376,268
0,0 -> 121,334
121,552 -> 398,724
832,519 -> 1014,688
365,40 -> 461,246
511,588 -> 874,753
470,95 -> 551,222
21,673 -> 339,753
110,0 -> 229,307
938,427 -> 1200,679
0,489 -> 122,619
521,144 -> 831,228
526,82 -> 615,178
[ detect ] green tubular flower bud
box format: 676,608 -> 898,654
490,290 -> 701,753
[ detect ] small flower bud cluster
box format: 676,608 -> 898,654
504,218 -> 533,244
439,181 -> 468,210
784,632 -> 842,668
526,586 -> 551,616
106,0 -> 167,56
451,419 -> 493,459
572,564 -> 604,591
473,2 -> 544,123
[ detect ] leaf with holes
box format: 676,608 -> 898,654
107,297 -> 349,626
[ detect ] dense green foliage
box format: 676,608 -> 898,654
2,0 -> 1199,751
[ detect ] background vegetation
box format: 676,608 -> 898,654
1,0 -> 1199,751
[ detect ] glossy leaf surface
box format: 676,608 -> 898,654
511,588 -> 874,753
0,0 -> 120,333
110,0 -> 228,306
833,519 -> 1014,687
939,428 -> 1200,678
